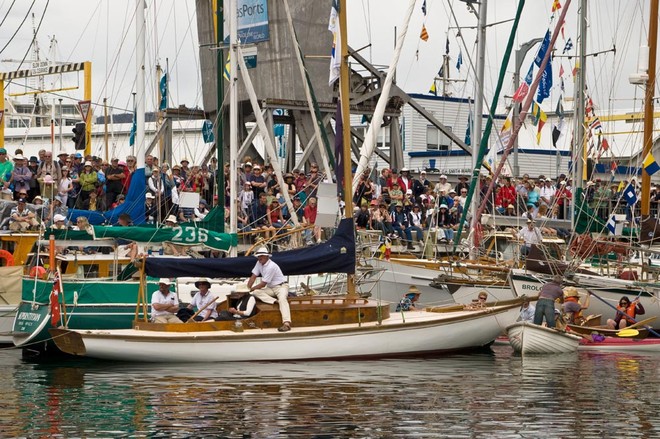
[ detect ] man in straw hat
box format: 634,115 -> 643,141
247,246 -> 292,332
150,279 -> 182,324
396,285 -> 422,312
216,284 -> 257,321
561,286 -> 590,325
186,278 -> 218,322
533,275 -> 564,328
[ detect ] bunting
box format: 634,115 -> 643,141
420,25 -> 429,42
497,110 -> 514,152
429,81 -> 437,96
563,38 -> 573,54
644,152 -> 660,176
623,183 -> 638,206
552,0 -> 562,12
606,215 -> 616,235
534,30 -> 551,67
422,0 -> 427,15
223,53 -> 230,81
536,110 -> 547,144
536,58 -> 553,104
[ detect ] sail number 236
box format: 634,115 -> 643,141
171,226 -> 208,243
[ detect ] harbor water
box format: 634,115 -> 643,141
0,345 -> 658,438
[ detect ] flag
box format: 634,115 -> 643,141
50,271 -> 61,327
556,96 -> 565,119
512,64 -> 533,103
429,81 -> 437,96
552,124 -> 561,147
536,110 -> 547,144
601,137 -> 610,151
559,64 -> 565,77
420,25 -> 429,42
552,0 -> 562,12
159,73 -> 168,111
328,0 -> 341,86
586,97 -> 594,117
534,30 -> 551,67
498,110 -> 514,152
560,76 -> 565,93
536,59 -> 553,104
563,38 -> 573,54
465,110 -> 472,146
334,102 -> 344,194
644,152 -> 660,176
422,0 -> 427,15
223,53 -> 230,81
623,183 -> 638,206
129,109 -> 136,147
438,63 -> 444,78
456,51 -> 463,72
607,215 -> 616,235
572,61 -> 579,79
611,161 -> 618,174
589,117 -> 602,132
445,37 -> 450,54
531,101 -> 545,126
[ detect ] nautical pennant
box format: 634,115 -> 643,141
512,64 -> 534,103
623,183 -> 638,206
456,51 -> 463,72
223,53 -> 230,81
536,110 -> 548,144
536,58 -> 553,104
644,152 -> 660,176
429,81 -> 437,96
445,37 -> 450,54
552,0 -> 562,12
328,0 -> 341,86
534,30 -> 551,67
465,110 -> 472,146
498,110 -> 514,152
422,0 -> 427,15
606,215 -> 616,235
129,108 -> 137,147
563,38 -> 573,54
531,101 -> 545,126
420,25 -> 429,42
556,96 -> 565,119
159,73 -> 168,111
438,64 -> 444,78
589,117 -> 602,132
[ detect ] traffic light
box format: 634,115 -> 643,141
72,122 -> 86,150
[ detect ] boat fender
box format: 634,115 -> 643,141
0,249 -> 15,266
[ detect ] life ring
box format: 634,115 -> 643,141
0,249 -> 14,266
30,265 -> 46,278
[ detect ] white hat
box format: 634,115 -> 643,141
439,204 -> 448,209
13,154 -> 25,161
440,174 -> 448,179
559,180 -> 567,185
165,215 -> 177,224
158,278 -> 173,285
53,214 -> 66,222
194,277 -> 211,288
254,246 -> 271,257
586,181 -> 595,187
400,167 -> 409,172
146,193 -> 155,199
406,189 -> 413,195
420,170 -> 426,174
84,161 -> 93,167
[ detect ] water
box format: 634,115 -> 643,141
0,345 -> 659,438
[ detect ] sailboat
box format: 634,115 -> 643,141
48,0 -> 526,363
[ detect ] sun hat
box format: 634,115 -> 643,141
165,215 -> 177,224
33,195 -> 43,202
29,156 -> 38,163
254,246 -> 271,257
563,286 -> 579,298
507,204 -> 515,209
43,175 -> 54,184
158,278 -> 173,286
439,204 -> 448,209
54,195 -> 63,203
194,278 -> 211,288
58,151 -> 68,157
180,158 -> 190,164
408,285 -> 420,293
13,154 -> 25,161
84,161 -> 92,167
53,214 -> 66,222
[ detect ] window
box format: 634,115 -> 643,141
426,125 -> 451,151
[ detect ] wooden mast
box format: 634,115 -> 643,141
642,0 -> 659,216
338,0 -> 355,296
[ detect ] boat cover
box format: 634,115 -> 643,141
144,218 -> 356,278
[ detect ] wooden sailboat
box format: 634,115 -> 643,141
48,0 -> 527,363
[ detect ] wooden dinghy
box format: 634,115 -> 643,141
506,321 -> 582,355
567,317 -> 656,340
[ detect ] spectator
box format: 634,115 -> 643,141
10,155 -> 32,201
77,161 -> 98,208
303,196 -> 322,244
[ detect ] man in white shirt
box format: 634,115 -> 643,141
187,278 -> 218,321
539,179 -> 555,207
150,279 -> 183,323
514,219 -> 543,256
247,246 -> 292,332
434,174 -> 452,195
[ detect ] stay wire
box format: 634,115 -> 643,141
0,0 -> 35,55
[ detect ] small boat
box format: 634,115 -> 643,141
49,297 -> 525,363
506,321 -> 582,355
578,336 -> 660,353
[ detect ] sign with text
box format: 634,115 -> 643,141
225,0 -> 270,44
78,100 -> 91,121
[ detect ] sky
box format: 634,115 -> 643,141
0,0 -> 651,121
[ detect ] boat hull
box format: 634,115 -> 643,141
578,337 -> 660,352
51,303 -> 522,363
507,321 -> 581,355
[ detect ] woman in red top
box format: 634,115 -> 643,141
268,200 -> 284,228
303,196 -> 322,244
553,181 -> 572,219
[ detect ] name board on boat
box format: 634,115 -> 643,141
237,0 -> 269,44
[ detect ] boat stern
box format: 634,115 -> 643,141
49,328 -> 87,356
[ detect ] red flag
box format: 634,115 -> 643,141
512,82 -> 529,103
559,64 -> 565,77
552,0 -> 562,12
601,137 -> 610,151
50,271 -> 61,327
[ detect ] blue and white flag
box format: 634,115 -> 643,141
202,120 -> 215,143
159,73 -> 168,111
623,183 -> 638,206
328,0 -> 341,86
562,38 -> 573,54
606,215 -> 616,235
465,110 -> 472,146
536,59 -> 553,104
456,50 -> 463,72
534,30 -> 551,67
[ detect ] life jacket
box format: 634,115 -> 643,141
563,296 -> 583,323
616,303 -> 638,323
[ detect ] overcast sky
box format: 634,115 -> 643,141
0,0 -> 651,119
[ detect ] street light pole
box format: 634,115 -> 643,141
512,38 -> 543,178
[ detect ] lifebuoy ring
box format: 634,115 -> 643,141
0,249 -> 14,266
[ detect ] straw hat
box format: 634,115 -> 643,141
408,285 -> 420,294
254,246 -> 271,257
165,215 -> 177,224
563,286 -> 579,298
194,278 -> 211,288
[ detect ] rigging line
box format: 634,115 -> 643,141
0,0 -> 16,29
0,0 -> 35,55
3,0 -> 47,91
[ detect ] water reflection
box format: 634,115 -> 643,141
0,347 -> 659,437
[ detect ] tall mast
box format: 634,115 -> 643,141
642,0 -> 659,216
135,0 -> 146,169
571,0 -> 587,231
228,0 -> 238,256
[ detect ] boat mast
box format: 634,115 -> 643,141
135,0 -> 146,169
228,0 -> 238,257
338,0 -> 354,296
570,0 -> 586,232
642,0 -> 659,216
469,0 -> 487,260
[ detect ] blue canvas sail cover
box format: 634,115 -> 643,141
145,218 -> 356,278
68,168 -> 147,225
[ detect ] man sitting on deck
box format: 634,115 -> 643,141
150,278 -> 183,324
247,246 -> 291,332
